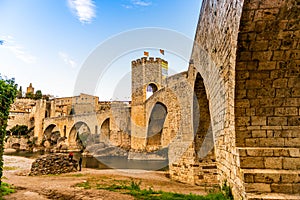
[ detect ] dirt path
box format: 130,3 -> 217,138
3,155 -> 208,199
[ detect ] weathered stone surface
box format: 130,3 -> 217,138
29,154 -> 78,176
6,0 -> 300,199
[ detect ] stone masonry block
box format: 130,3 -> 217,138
258,61 -> 277,70
271,184 -> 294,194
272,78 -> 288,88
245,183 -> 271,193
254,173 -> 281,183
288,117 -> 300,126
275,107 -> 298,116
252,130 -> 267,138
251,116 -> 267,126
246,80 -> 261,89
281,174 -> 300,183
259,138 -> 284,147
247,149 -> 273,157
240,157 -> 264,169
283,158 -> 300,170
268,117 -> 288,126
285,138 -> 300,147
265,157 -> 283,169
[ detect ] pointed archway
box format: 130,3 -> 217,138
146,102 -> 168,151
193,73 -> 218,185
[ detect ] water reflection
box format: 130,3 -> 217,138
4,151 -> 169,171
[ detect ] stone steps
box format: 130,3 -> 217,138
241,169 -> 300,194
238,147 -> 300,158
247,193 -> 300,200
242,169 -> 300,184
237,147 -> 300,199
244,137 -> 300,148
238,147 -> 300,170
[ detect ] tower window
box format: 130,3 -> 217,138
146,83 -> 158,99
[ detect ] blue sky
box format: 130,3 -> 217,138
0,0 -> 202,100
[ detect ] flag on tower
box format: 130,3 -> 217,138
144,51 -> 149,57
159,49 -> 164,55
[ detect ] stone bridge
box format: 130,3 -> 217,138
19,0 -> 300,199
41,110 -> 124,148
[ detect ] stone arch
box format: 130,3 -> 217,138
100,118 -> 110,144
12,143 -> 20,150
146,83 -> 158,99
193,72 -> 218,185
146,102 -> 168,151
143,86 -> 182,151
68,121 -> 91,150
43,124 -> 61,148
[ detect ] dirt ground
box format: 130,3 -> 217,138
2,155 -> 209,200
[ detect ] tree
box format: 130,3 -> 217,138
0,75 -> 17,185
17,86 -> 22,98
25,92 -> 34,99
34,90 -> 42,100
9,125 -> 34,137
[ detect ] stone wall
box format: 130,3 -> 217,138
235,0 -> 300,198
170,0 -> 244,196
170,0 -> 300,199
29,154 -> 78,175
8,98 -> 37,130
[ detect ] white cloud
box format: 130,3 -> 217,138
122,4 -> 133,9
59,51 -> 77,68
68,0 -> 96,24
123,0 -> 152,9
131,0 -> 152,7
0,35 -> 37,64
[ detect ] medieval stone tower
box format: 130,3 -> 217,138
130,57 -> 168,150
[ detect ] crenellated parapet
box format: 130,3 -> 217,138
131,57 -> 168,66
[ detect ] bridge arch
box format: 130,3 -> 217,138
43,124 -> 61,147
146,102 -> 168,150
68,121 -> 91,150
193,72 -> 218,185
144,86 -> 182,151
100,118 -> 110,144
44,124 -> 60,136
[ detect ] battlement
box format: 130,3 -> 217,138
131,57 -> 168,66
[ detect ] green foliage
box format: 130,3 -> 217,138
0,75 -> 17,185
17,86 -> 22,98
0,182 -> 15,198
34,90 -> 42,100
75,181 -> 91,189
3,166 -> 19,171
69,173 -> 84,177
25,92 -> 34,99
221,181 -> 233,200
92,180 -> 231,200
8,125 -> 34,137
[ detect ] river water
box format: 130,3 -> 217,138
4,151 -> 169,171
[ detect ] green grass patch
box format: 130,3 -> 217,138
45,173 -> 61,177
0,182 -> 15,198
3,166 -> 19,171
66,173 -> 85,177
75,177 -> 234,200
94,180 -> 232,200
75,181 -> 91,189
